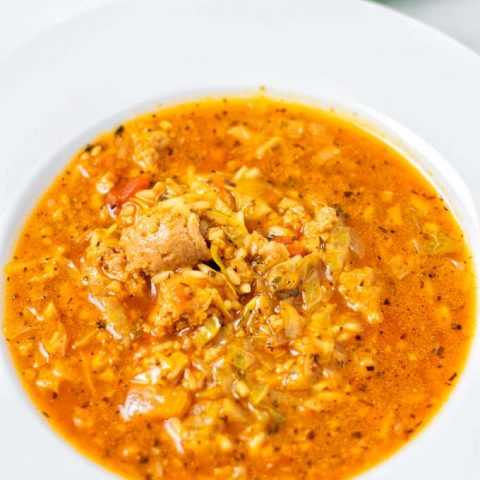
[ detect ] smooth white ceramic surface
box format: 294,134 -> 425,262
0,1 -> 479,479
389,0 -> 480,53
3,0 -> 480,59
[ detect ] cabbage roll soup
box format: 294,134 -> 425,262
3,97 -> 475,479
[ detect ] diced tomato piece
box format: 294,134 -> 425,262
287,241 -> 308,257
106,174 -> 152,207
275,235 -> 295,245
271,235 -> 306,255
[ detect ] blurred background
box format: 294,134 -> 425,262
372,0 -> 480,52
1,0 -> 480,58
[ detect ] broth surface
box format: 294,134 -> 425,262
3,97 -> 475,479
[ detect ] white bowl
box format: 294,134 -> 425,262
0,1 -> 479,478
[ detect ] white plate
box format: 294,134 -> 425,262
0,0 -> 479,478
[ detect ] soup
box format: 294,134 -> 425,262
3,97 -> 475,479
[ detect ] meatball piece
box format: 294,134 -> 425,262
120,205 -> 210,275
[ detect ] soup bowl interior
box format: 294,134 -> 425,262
0,91 -> 479,480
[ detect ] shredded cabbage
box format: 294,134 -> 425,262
325,225 -> 350,281
192,316 -> 222,348
88,294 -> 131,341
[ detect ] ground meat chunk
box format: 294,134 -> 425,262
132,129 -> 170,171
84,242 -> 128,282
278,197 -> 309,230
149,279 -> 220,335
120,205 -> 211,275
258,239 -> 290,267
98,245 -> 128,281
304,206 -> 338,237
244,232 -> 290,269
